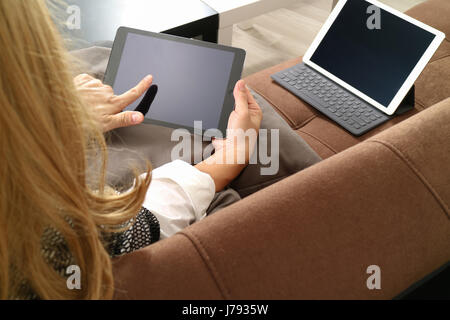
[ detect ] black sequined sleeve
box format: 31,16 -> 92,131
107,207 -> 160,257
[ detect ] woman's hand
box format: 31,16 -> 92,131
195,80 -> 263,192
74,73 -> 153,133
212,80 -> 263,162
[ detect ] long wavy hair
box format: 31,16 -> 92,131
0,0 -> 151,299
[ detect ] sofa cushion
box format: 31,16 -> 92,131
113,95 -> 450,300
406,0 -> 450,109
406,0 -> 450,45
368,97 -> 450,213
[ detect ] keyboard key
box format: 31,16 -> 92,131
352,117 -> 366,126
360,116 -> 372,124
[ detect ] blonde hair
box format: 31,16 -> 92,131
0,0 -> 151,299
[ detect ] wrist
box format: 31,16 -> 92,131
215,133 -> 257,164
212,142 -> 253,166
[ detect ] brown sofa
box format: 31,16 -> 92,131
112,0 -> 450,299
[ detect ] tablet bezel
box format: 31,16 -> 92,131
303,0 -> 445,115
104,26 -> 246,135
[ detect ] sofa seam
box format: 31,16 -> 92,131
414,99 -> 427,110
178,231 -> 231,299
368,139 -> 450,219
429,53 -> 450,64
297,129 -> 339,154
236,175 -> 290,192
292,115 -> 318,130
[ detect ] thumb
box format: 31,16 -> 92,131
233,80 -> 249,115
108,111 -> 144,131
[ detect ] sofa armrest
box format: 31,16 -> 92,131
113,98 -> 450,299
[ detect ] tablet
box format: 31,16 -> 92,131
104,27 -> 246,134
303,0 -> 445,115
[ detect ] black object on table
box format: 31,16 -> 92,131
55,0 -> 219,50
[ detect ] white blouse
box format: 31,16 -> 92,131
140,160 -> 216,240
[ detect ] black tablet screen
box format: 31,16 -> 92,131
113,32 -> 235,129
310,0 -> 435,107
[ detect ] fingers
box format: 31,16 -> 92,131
233,80 -> 249,115
113,75 -> 153,109
74,73 -> 94,86
107,111 -> 144,131
88,79 -> 103,87
245,86 -> 259,111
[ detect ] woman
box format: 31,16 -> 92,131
0,0 -> 262,299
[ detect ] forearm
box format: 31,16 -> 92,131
195,146 -> 248,192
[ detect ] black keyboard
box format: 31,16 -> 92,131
271,63 -> 390,136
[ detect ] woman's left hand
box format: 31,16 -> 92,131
74,73 -> 153,133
